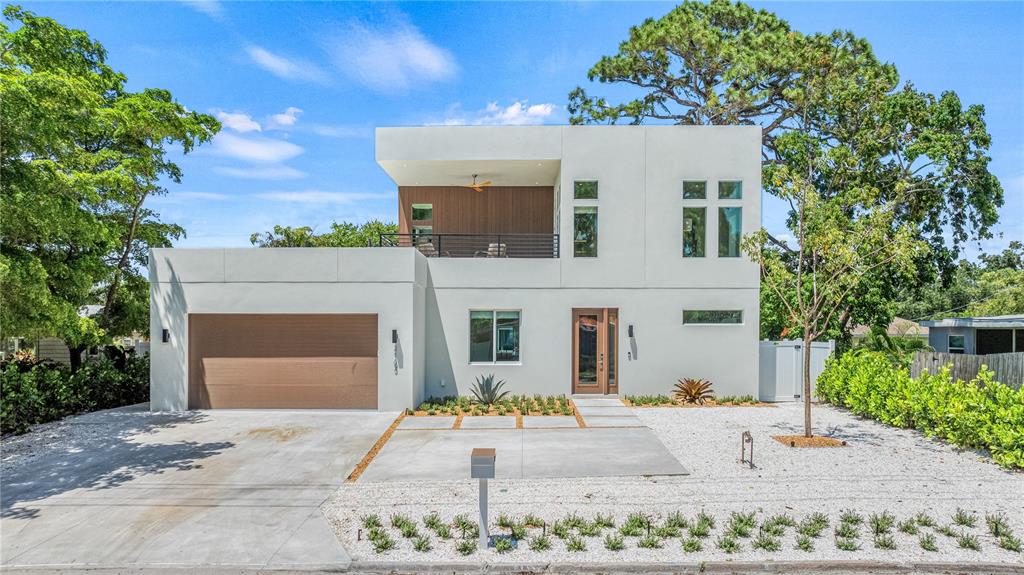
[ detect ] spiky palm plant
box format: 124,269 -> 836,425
674,378 -> 715,404
470,374 -> 510,405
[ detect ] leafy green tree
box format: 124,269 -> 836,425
963,268 -> 1024,317
744,162 -> 925,437
250,220 -> 398,248
569,0 -> 1002,298
978,241 -> 1023,272
1,5 -> 218,367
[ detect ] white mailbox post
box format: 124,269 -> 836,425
471,448 -> 495,550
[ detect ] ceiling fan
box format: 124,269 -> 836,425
461,174 -> 492,193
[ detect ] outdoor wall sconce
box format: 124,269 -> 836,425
161,329 -> 170,343
392,329 -> 398,344
628,324 -> 634,338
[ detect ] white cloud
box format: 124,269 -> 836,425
246,45 -> 327,82
212,132 -> 304,163
179,0 -> 223,19
214,165 -> 306,180
151,191 -> 229,204
324,19 -> 456,93
308,124 -> 371,139
266,107 -> 303,129
255,191 -> 391,205
439,100 -> 558,126
216,110 -> 261,133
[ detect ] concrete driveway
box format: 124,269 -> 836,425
1,405 -> 396,570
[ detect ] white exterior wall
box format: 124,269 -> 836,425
151,125 -> 762,410
149,248 -> 426,411
400,125 -> 762,400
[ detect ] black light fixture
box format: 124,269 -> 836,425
161,329 -> 170,343
628,324 -> 634,338
392,329 -> 398,344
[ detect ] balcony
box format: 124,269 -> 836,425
379,233 -> 559,258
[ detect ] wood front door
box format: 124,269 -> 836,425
572,308 -> 619,395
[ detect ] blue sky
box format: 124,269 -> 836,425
28,1 -> 1024,258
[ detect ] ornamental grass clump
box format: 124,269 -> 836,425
953,508 -> 977,528
919,533 -> 939,551
682,537 -> 702,553
456,538 -> 476,556
604,534 -> 625,551
529,534 -> 551,551
869,511 -> 895,535
717,535 -> 741,554
816,351 -> 1024,469
798,513 -> 829,538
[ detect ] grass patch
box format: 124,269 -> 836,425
456,538 -> 476,556
717,536 -> 741,554
566,536 -> 586,552
682,537 -> 702,553
836,537 -> 860,552
494,537 -> 514,554
797,513 -> 829,538
412,536 -> 431,552
919,533 -> 938,552
869,511 -> 895,535
795,535 -> 814,552
953,508 -> 977,528
604,534 -> 625,551
874,534 -> 896,550
751,533 -> 781,551
529,535 -> 551,551
998,534 -> 1022,553
637,535 -> 663,549
958,532 -> 981,551
897,519 -> 919,535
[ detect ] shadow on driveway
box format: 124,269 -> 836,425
1,406 -> 233,519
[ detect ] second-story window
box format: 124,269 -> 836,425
718,181 -> 743,199
718,206 -> 742,257
683,207 -> 706,257
411,203 -> 433,245
411,203 -> 433,221
574,180 -> 598,199
683,181 -> 706,199
574,206 -> 598,257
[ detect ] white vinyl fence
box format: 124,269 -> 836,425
758,340 -> 836,402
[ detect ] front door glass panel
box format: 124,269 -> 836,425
578,314 -> 599,385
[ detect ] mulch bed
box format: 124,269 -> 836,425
772,434 -> 847,448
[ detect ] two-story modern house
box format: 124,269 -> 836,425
149,125 -> 761,411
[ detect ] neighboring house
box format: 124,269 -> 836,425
919,315 -> 1024,355
851,317 -> 929,343
149,125 -> 761,411
1,305 -> 146,365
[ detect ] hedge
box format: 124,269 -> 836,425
817,350 -> 1024,469
0,353 -> 149,435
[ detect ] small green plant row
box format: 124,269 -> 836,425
624,394 -> 759,407
407,393 -> 573,417
360,509 -> 1022,555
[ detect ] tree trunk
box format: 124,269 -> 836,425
101,195 -> 146,329
803,332 -> 813,438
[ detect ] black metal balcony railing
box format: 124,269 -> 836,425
378,233 -> 560,258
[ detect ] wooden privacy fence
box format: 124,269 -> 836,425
910,351 -> 1024,390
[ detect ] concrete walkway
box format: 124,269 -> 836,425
360,425 -> 688,482
575,397 -> 644,427
1,406 -> 396,570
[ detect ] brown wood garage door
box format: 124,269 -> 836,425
188,314 -> 378,409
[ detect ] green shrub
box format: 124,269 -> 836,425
817,351 -> 1024,468
529,534 -> 551,551
603,534 -> 625,551
1,353 -> 149,435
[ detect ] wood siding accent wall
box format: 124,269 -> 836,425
188,314 -> 378,409
398,186 -> 554,235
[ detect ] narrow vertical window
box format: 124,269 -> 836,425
718,181 -> 742,199
718,207 -> 742,257
469,311 -> 494,362
683,181 -> 706,199
574,181 -> 598,199
573,206 -> 598,257
683,207 -> 706,258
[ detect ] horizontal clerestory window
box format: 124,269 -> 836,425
683,310 -> 743,325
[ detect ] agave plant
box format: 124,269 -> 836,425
470,374 -> 510,405
674,378 -> 714,404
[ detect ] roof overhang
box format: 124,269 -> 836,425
376,126 -> 562,187
919,316 -> 1024,329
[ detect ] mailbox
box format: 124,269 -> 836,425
471,447 -> 495,479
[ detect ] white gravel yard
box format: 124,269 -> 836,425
323,402 -> 1024,567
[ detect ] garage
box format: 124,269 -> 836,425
187,314 -> 378,409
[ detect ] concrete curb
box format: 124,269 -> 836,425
2,562 -> 1022,575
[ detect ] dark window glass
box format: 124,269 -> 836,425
718,207 -> 742,257
411,203 -> 432,221
574,206 -> 598,257
947,334 -> 965,354
683,207 -> 706,257
574,181 -> 598,199
495,311 -> 520,362
683,181 -> 706,199
577,314 -> 598,384
683,310 -> 743,324
469,311 -> 493,362
718,181 -> 742,199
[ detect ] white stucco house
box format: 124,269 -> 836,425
149,125 -> 761,411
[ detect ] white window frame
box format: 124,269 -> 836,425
947,334 -> 966,354
468,309 -> 522,365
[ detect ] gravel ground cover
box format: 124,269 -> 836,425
323,403 -> 1023,565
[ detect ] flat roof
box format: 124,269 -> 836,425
919,315 -> 1024,329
